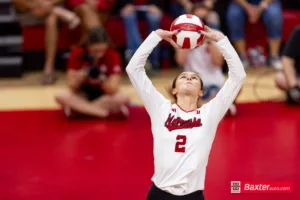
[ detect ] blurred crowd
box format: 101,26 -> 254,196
11,0 -> 300,119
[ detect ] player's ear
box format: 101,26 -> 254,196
172,88 -> 177,96
198,89 -> 203,97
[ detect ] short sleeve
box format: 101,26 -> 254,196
107,49 -> 122,75
67,48 -> 84,71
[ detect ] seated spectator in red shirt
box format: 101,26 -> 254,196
55,27 -> 130,119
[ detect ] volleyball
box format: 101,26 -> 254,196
170,14 -> 205,49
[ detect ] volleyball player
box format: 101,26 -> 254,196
126,27 -> 246,200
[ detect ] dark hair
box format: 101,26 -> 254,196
170,72 -> 204,100
86,27 -> 110,46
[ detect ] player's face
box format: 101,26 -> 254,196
88,43 -> 108,60
173,72 -> 203,98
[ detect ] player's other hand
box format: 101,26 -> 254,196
155,29 -> 181,49
200,26 -> 225,43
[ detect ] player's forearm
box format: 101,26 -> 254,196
208,44 -> 224,66
126,31 -> 167,116
207,37 -> 246,123
175,49 -> 188,66
215,37 -> 246,82
126,31 -> 161,75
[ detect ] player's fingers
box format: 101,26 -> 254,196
168,29 -> 180,36
199,30 -> 209,37
202,36 -> 212,44
205,25 -> 212,32
196,36 -> 209,47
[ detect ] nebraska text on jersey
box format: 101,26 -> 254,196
165,113 -> 202,131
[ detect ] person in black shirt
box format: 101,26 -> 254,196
275,25 -> 300,105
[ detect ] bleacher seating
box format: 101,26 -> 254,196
4,0 -> 300,72
0,0 -> 22,77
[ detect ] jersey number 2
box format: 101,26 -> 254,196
175,135 -> 186,153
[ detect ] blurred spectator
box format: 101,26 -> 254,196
85,0 -> 117,23
55,27 -> 130,119
171,0 -> 220,30
12,0 -> 82,84
65,0 -> 101,29
275,25 -> 300,105
118,0 -> 163,75
226,0 -> 283,69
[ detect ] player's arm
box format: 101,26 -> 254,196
126,30 -> 176,117
207,43 -> 224,67
203,27 -> 246,124
175,49 -> 189,66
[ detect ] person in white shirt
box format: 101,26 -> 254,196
126,27 -> 246,200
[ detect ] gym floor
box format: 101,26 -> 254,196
0,68 -> 299,200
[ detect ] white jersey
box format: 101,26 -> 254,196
126,32 -> 246,196
184,44 -> 225,88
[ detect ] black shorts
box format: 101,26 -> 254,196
146,184 -> 205,200
80,84 -> 105,101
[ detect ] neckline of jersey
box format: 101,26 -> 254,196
175,104 -> 198,113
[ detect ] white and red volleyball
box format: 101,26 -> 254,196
170,14 -> 205,49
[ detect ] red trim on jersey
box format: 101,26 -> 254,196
176,104 -> 198,113
171,23 -> 202,32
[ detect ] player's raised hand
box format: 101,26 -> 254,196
155,29 -> 181,49
200,26 -> 225,43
